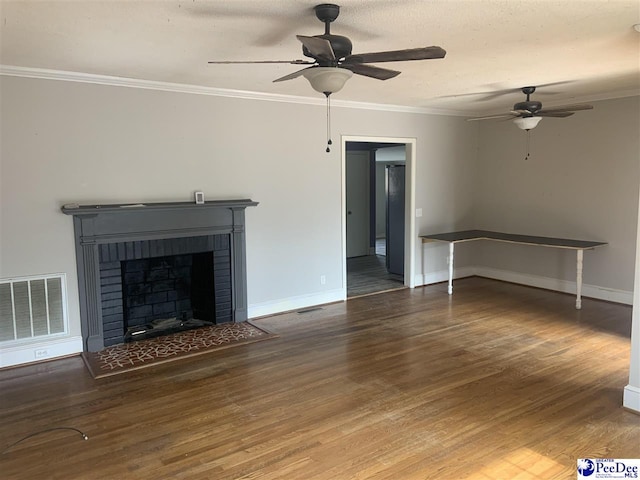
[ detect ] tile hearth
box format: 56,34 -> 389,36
82,321 -> 276,378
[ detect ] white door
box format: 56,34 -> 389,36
346,151 -> 370,258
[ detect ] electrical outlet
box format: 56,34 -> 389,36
320,275 -> 326,285
34,348 -> 49,359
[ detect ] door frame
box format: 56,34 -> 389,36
341,135 -> 417,297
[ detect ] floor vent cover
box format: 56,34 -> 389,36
297,307 -> 324,314
0,274 -> 67,343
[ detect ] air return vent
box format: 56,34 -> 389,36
0,275 -> 67,343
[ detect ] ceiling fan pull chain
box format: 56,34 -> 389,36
325,92 -> 332,153
524,130 -> 531,161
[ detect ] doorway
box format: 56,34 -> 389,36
342,138 -> 416,298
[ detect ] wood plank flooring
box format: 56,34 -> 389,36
1,277 -> 639,479
347,254 -> 404,297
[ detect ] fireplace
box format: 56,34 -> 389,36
99,236 -> 231,346
62,199 -> 258,352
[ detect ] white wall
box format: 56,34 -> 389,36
624,189 -> 640,412
0,75 -> 479,364
376,145 -> 406,162
474,96 -> 640,301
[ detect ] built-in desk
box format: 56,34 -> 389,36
420,230 -> 607,309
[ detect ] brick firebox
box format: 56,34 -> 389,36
98,236 -> 232,346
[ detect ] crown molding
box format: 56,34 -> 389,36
0,64 -> 467,117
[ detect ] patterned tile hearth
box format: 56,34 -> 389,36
82,322 -> 277,378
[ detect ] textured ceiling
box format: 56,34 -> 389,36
1,0 -> 639,115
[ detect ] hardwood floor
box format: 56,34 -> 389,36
347,254 -> 404,298
1,277 -> 639,479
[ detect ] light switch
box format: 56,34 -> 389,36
416,208 -> 423,218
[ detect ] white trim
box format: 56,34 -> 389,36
341,145 -> 348,298
341,136 -> 417,297
0,64 -> 465,117
475,266 -> 633,305
0,336 -> 83,368
414,265 -> 632,304
248,289 -> 344,319
405,141 -> 417,289
624,385 -> 640,414
416,266 -> 477,287
628,181 -> 640,414
2,66 -> 638,118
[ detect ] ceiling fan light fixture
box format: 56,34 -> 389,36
302,67 -> 353,94
513,116 -> 542,130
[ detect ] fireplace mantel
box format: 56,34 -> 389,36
62,199 -> 257,215
62,199 -> 258,352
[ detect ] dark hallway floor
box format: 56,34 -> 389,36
346,254 -> 404,298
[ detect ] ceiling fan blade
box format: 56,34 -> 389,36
344,46 -> 446,64
296,35 -> 336,62
451,81 -> 576,102
272,66 -> 316,83
208,59 -> 315,65
466,113 -> 516,121
341,63 -> 401,80
537,104 -> 594,113
538,111 -> 575,118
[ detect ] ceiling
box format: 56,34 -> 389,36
1,0 -> 639,115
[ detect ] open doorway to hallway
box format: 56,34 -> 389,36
345,141 -> 408,298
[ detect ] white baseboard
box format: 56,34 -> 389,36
415,266 -> 476,287
624,385 -> 640,414
0,336 -> 83,368
248,288 -> 345,319
475,266 -> 633,305
415,265 -> 632,304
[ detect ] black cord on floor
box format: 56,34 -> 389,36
1,427 -> 88,455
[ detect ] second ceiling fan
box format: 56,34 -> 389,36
208,3 -> 447,95
467,86 -> 594,130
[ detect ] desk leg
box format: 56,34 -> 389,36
448,242 -> 454,295
576,249 -> 583,310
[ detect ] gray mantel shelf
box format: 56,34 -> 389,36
62,199 -> 258,216
62,198 -> 258,352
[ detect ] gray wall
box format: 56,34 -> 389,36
0,75 -> 478,352
474,96 -> 639,298
1,75 -> 638,364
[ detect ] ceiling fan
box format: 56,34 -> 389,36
467,86 -> 594,130
208,3 -> 446,95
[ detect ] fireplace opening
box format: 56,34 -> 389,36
98,234 -> 234,347
121,252 -> 216,342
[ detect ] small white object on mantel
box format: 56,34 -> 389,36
194,192 -> 205,204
